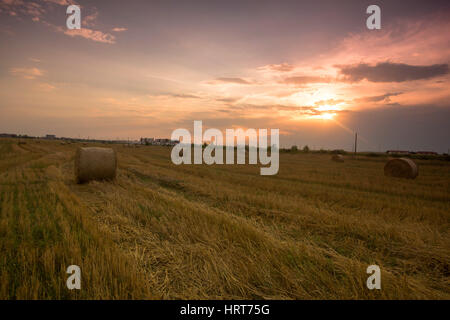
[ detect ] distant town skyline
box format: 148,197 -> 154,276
1,0 -> 449,152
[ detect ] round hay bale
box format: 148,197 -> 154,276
331,154 -> 344,162
384,158 -> 418,179
74,147 -> 117,184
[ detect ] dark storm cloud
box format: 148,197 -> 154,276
337,62 -> 449,82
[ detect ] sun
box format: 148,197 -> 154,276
319,112 -> 336,120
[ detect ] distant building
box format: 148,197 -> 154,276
0,133 -> 17,138
416,151 -> 438,155
140,137 -> 154,145
140,137 -> 179,146
386,150 -> 410,155
386,150 -> 438,156
45,134 -> 56,140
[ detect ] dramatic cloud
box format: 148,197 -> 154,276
282,76 -> 332,85
63,28 -> 116,44
258,63 -> 295,72
337,62 -> 449,83
354,92 -> 403,103
82,8 -> 99,28
0,0 -> 46,19
1,0 -> 116,44
216,97 -> 241,103
10,67 -> 44,79
1,1 -> 449,152
42,0 -> 71,5
314,99 -> 345,106
228,103 -> 346,118
151,93 -> 201,99
273,105 -> 321,115
112,27 -> 127,32
38,82 -> 56,91
208,77 -> 253,85
170,93 -> 200,99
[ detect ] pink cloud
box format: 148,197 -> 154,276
41,0 -> 72,5
1,0 -> 24,5
282,76 -> 332,85
258,63 -> 295,73
1,0 -> 115,45
10,67 -> 44,79
38,82 -> 56,91
322,12 -> 450,68
206,77 -> 253,85
0,0 -> 45,19
112,27 -> 127,32
82,8 -> 98,27
63,28 -> 116,44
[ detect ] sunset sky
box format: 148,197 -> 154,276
1,0 -> 449,152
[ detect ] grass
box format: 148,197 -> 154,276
0,138 -> 449,299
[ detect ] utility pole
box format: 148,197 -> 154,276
354,132 -> 358,156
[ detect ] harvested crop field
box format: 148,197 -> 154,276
0,138 -> 449,299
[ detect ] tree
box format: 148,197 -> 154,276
303,145 -> 310,153
291,145 -> 298,153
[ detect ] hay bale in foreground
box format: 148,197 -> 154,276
74,147 -> 117,184
332,154 -> 344,162
384,158 -> 418,179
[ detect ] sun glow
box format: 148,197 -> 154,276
319,112 -> 336,120
315,105 -> 341,112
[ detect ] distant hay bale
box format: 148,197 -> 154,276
74,147 -> 117,184
331,154 -> 344,162
384,158 -> 418,179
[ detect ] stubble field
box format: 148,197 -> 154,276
0,138 -> 448,299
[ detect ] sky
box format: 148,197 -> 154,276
0,0 -> 449,152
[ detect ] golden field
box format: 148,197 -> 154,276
0,138 -> 449,299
